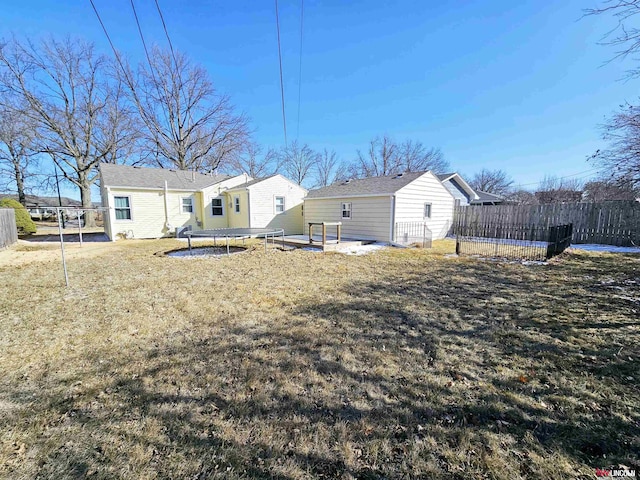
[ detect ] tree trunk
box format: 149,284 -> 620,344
79,181 -> 95,228
13,159 -> 26,206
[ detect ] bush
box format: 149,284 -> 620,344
0,198 -> 37,235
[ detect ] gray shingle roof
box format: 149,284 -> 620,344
471,190 -> 504,204
307,171 -> 427,199
436,172 -> 456,181
227,174 -> 278,189
0,194 -> 81,207
100,164 -> 231,190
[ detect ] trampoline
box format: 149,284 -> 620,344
184,227 -> 285,255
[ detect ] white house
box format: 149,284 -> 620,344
436,172 -> 479,207
100,164 -> 306,240
304,171 -> 456,243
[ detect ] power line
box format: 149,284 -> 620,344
130,0 -> 156,79
154,0 -> 180,72
88,0 -> 127,73
296,0 -> 304,140
274,0 -> 288,145
515,167 -> 601,189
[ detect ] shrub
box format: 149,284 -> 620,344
0,198 -> 37,235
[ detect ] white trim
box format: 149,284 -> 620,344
106,185 -> 201,193
181,196 -> 194,214
424,202 -> 432,219
210,196 -> 225,216
306,193 -> 390,201
274,195 -> 286,214
113,194 -> 133,222
341,202 -> 352,219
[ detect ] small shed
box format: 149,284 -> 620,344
304,171 -> 455,243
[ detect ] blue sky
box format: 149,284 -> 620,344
1,0 -> 637,198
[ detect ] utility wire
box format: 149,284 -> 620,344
88,0 -> 127,73
275,0 -> 288,145
154,0 -> 180,73
130,0 -> 157,81
296,0 -> 304,140
514,167 -> 601,189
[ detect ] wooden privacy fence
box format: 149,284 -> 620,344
453,201 -> 640,246
0,208 -> 18,248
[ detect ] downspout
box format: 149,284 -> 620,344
389,194 -> 396,243
246,187 -> 252,228
163,180 -> 171,234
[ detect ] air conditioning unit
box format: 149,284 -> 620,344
175,225 -> 192,238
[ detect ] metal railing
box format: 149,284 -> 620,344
455,223 -> 573,261
394,221 -> 432,248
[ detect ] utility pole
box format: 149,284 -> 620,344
54,165 -> 65,229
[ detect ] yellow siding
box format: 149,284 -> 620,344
227,190 -> 250,228
201,176 -> 249,230
394,172 -> 455,239
246,175 -> 306,234
304,196 -> 392,242
106,187 -> 201,239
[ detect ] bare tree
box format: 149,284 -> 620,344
123,47 -> 249,172
585,1 -> 640,78
469,168 -> 514,196
584,177 -> 640,200
353,135 -> 401,177
220,142 -> 278,178
399,140 -> 449,173
591,103 -> 640,185
535,175 -> 584,203
279,141 -> 318,186
0,102 -> 38,205
507,189 -> 538,205
313,149 -> 340,187
0,37 -> 138,225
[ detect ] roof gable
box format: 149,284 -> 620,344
100,164 -> 233,190
307,171 -> 427,199
436,172 -> 479,200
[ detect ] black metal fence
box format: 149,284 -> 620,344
455,223 -> 573,261
395,221 -> 432,248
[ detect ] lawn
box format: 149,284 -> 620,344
0,239 -> 638,479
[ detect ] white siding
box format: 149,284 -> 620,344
247,175 -> 306,234
394,172 -> 454,239
443,178 -> 471,206
304,196 -> 392,242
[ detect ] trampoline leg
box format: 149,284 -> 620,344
188,236 -> 192,255
264,236 -> 267,253
226,236 -> 230,256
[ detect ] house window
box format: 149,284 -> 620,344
341,202 -> 352,219
275,196 -> 285,214
182,197 -> 193,213
211,197 -> 224,216
114,196 -> 131,220
234,196 -> 240,213
424,203 -> 432,219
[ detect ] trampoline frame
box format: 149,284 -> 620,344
184,228 -> 285,255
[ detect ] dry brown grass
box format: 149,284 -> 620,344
0,238 -> 638,479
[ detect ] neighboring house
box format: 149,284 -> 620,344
100,164 -> 306,240
436,173 -> 479,206
470,190 -> 505,205
0,194 -> 81,219
304,171 -> 455,243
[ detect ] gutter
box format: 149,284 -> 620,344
163,180 -> 171,232
389,194 -> 396,243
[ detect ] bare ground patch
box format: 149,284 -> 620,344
0,239 -> 638,479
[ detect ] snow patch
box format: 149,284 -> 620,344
337,243 -> 387,256
571,244 -> 640,254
